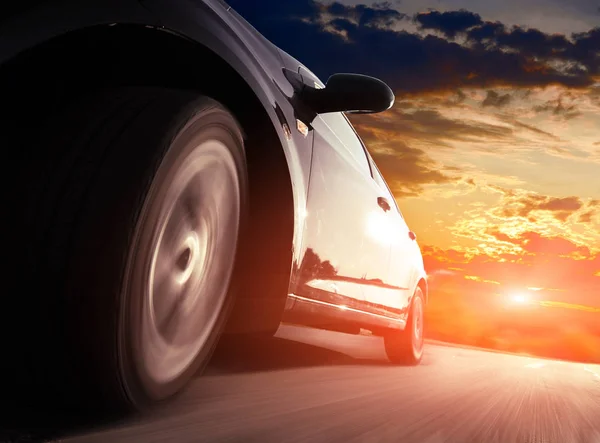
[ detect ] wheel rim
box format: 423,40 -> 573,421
139,139 -> 240,385
412,295 -> 424,356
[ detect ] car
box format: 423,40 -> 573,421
1,0 -> 428,415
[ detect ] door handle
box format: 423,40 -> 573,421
377,196 -> 391,212
408,231 -> 417,241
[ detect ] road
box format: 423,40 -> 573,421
51,325 -> 600,443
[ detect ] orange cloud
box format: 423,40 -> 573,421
498,192 -> 589,222
539,301 -> 600,313
487,229 -> 592,257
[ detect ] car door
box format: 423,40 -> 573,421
368,154 -> 416,318
295,108 -> 394,312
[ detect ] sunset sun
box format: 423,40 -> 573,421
508,293 -> 529,305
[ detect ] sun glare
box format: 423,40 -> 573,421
510,293 -> 528,304
501,288 -> 537,306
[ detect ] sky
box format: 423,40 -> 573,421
227,0 -> 600,309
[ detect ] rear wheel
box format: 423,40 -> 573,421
11,87 -> 247,413
384,287 -> 425,365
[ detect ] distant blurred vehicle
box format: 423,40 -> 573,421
1,0 -> 427,414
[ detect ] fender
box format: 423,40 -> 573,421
139,0 -> 312,270
137,0 -> 312,202
0,0 -> 312,269
410,255 -> 429,306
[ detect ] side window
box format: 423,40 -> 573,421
318,112 -> 372,176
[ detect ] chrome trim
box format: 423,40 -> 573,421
286,293 -> 406,330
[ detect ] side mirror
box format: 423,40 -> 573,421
301,73 -> 395,115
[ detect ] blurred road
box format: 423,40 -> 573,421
57,324 -> 600,443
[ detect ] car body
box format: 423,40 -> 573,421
1,0 -> 427,412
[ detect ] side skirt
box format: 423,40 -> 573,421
282,293 -> 406,333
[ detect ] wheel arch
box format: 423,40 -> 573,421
1,21 -> 297,334
417,277 -> 429,305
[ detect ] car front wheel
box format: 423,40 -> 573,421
14,87 -> 247,414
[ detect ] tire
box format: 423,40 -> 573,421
384,286 -> 425,365
11,87 -> 247,414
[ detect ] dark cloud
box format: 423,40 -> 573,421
417,11 -> 600,80
482,90 -> 512,107
326,2 -> 409,27
227,0 -> 599,93
415,9 -> 483,39
466,21 -> 505,42
494,28 -> 572,58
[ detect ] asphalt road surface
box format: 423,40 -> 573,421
46,325 -> 600,443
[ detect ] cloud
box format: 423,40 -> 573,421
482,90 -> 512,107
533,93 -> 582,119
498,117 -> 560,141
487,229 -> 590,256
497,191 -> 588,222
579,211 -> 595,223
416,10 -> 600,81
349,123 -> 459,196
345,92 -> 598,201
325,2 -> 409,27
227,0 -> 599,93
349,96 -> 570,163
352,106 -> 516,148
414,9 -> 483,39
519,231 -> 590,256
344,101 -> 564,196
372,147 -> 456,197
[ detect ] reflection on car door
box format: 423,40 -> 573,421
295,111 -> 393,313
368,156 -> 414,318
